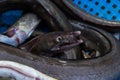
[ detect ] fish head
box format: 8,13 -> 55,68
43,31 -> 83,52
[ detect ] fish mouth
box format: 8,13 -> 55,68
0,61 -> 56,80
51,39 -> 83,51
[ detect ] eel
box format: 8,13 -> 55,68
20,31 -> 83,57
0,13 -> 40,46
0,61 -> 57,80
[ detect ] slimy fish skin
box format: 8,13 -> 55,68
0,13 -> 40,46
0,61 -> 57,80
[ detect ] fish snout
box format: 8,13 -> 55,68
72,31 -> 81,37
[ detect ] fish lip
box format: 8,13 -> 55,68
51,39 -> 83,51
61,39 -> 83,50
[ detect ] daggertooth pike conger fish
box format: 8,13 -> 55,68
20,31 -> 83,57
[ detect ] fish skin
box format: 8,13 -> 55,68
0,13 -> 40,47
0,61 -> 57,80
20,31 -> 83,56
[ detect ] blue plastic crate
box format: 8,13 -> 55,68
0,10 -> 23,33
72,0 -> 120,21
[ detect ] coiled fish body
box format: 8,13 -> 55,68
0,61 -> 57,80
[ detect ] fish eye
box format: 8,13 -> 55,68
56,36 -> 62,42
